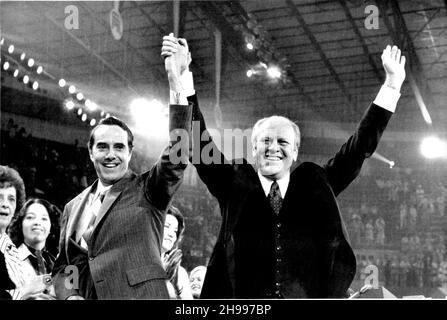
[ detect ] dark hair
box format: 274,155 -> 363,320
87,116 -> 134,151
166,205 -> 185,249
8,198 -> 61,257
164,206 -> 186,297
0,165 -> 26,213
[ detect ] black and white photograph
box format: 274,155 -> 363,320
1,0 -> 447,308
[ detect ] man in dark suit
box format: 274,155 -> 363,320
52,36 -> 193,300
163,38 -> 406,298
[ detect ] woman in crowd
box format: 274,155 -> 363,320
8,198 -> 61,299
162,206 -> 193,299
189,265 -> 207,299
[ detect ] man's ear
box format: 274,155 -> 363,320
252,143 -> 257,159
292,146 -> 298,162
88,147 -> 94,162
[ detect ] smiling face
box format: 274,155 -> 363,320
162,214 -> 178,253
252,118 -> 298,180
89,125 -> 132,186
22,203 -> 51,249
0,187 -> 17,234
190,267 -> 207,298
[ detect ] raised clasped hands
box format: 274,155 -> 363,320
381,45 -> 406,92
161,33 -> 191,85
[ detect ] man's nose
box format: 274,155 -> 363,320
267,139 -> 279,151
105,148 -> 116,159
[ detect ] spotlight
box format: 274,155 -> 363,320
3,61 -> 10,71
106,113 -> 110,118
65,100 -> 75,110
76,92 -> 84,101
77,108 -> 83,116
23,75 -> 29,84
85,99 -> 98,111
420,136 -> 446,159
246,43 -> 254,50
32,81 -> 39,90
100,111 -> 105,117
389,161 -> 395,169
58,79 -> 66,87
90,119 -> 96,126
8,45 -> 14,54
68,85 -> 76,94
267,66 -> 281,79
20,53 -> 26,61
81,114 -> 87,122
13,69 -> 19,77
0,38 -> 4,45
246,69 -> 254,78
27,58 -> 35,67
36,66 -> 43,74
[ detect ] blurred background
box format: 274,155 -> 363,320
1,0 -> 447,298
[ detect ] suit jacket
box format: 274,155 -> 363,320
189,94 -> 392,298
52,104 -> 192,300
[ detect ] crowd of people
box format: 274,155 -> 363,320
2,38 -> 444,299
342,166 -> 447,291
3,114 -> 447,298
1,121 -> 208,299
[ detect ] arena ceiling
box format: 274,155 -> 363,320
1,0 -> 447,136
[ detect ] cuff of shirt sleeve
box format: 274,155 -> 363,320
170,91 -> 188,105
373,85 -> 401,113
180,70 -> 195,97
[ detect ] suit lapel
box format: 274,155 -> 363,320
91,171 -> 134,232
65,183 -> 95,252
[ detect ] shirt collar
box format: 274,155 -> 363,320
257,172 -> 290,198
94,180 -> 112,197
17,243 -> 33,261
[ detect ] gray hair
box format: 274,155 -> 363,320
251,115 -> 301,150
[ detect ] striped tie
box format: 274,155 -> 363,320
82,191 -> 106,245
268,181 -> 283,215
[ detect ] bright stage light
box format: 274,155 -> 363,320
13,69 -> 19,77
85,99 -> 98,111
130,98 -> 168,137
36,66 -> 43,74
246,69 -> 253,78
246,43 -> 254,50
77,108 -> 83,116
59,79 -> 66,87
81,114 -> 87,122
20,53 -> 26,61
32,81 -> 39,90
27,58 -> 34,67
420,136 -> 446,159
68,85 -> 76,94
0,38 -> 4,46
23,75 -> 29,84
76,92 -> 84,101
8,45 -> 14,54
3,61 -> 10,71
90,119 -> 96,126
267,66 -> 281,79
65,100 -> 75,110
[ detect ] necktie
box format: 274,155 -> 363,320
268,181 -> 283,215
81,191 -> 106,247
35,249 -> 46,275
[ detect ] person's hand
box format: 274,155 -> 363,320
21,274 -> 50,298
161,33 -> 191,91
381,45 -> 406,92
